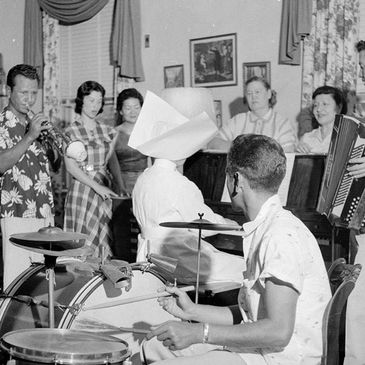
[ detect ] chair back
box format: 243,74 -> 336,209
322,260 -> 362,365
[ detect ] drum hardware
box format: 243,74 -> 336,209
10,226 -> 88,329
81,284 -> 195,311
146,253 -> 178,273
160,213 -> 242,304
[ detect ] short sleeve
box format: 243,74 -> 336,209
258,227 -> 304,294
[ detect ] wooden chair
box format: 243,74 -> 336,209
322,259 -> 362,365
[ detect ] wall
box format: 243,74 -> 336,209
0,0 -> 42,112
138,0 -> 303,129
0,0 -> 302,125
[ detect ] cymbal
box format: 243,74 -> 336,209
10,226 -> 87,243
159,219 -> 242,231
10,240 -> 93,257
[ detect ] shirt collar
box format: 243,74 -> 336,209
248,109 -> 273,124
241,194 -> 282,236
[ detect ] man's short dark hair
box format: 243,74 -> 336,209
6,64 -> 40,90
226,134 -> 286,194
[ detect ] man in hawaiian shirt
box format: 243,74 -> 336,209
0,64 -> 54,289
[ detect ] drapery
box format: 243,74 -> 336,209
38,0 -> 108,25
279,0 -> 312,65
301,0 -> 360,109
24,0 -> 108,86
111,0 -> 145,81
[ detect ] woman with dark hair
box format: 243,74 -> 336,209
208,76 -> 296,152
63,81 -> 126,258
297,85 -> 347,153
114,88 -> 147,194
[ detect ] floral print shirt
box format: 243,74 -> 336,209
0,107 -> 54,219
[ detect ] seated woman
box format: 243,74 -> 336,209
114,88 -> 147,195
207,76 -> 297,152
296,86 -> 347,154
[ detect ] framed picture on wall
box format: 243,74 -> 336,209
213,100 -> 223,128
164,64 -> 184,88
242,61 -> 271,94
190,33 -> 237,88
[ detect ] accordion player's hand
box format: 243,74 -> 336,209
347,156 -> 365,179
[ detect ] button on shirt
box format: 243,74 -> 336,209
220,109 -> 297,152
235,195 -> 331,364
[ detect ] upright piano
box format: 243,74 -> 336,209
183,151 -> 348,263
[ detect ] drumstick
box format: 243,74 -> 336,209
82,285 -> 195,311
74,318 -> 151,335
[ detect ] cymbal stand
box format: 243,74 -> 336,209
44,254 -> 57,328
195,213 -> 204,304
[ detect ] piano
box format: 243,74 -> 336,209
183,151 -> 348,263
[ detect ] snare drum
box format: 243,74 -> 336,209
1,328 -> 130,364
0,261 -> 176,364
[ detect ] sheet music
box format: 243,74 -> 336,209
277,153 -> 296,206
221,153 -> 296,205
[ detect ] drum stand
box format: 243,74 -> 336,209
44,255 -> 57,328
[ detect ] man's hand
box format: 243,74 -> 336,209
26,112 -> 52,141
147,321 -> 202,351
157,285 -> 196,321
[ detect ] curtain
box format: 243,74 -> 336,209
279,0 -> 312,65
24,0 -> 43,84
301,0 -> 360,109
24,0 -> 108,82
111,0 -> 145,81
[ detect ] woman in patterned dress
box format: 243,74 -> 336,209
63,81 -> 126,258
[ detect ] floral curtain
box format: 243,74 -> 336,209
43,13 -> 64,225
301,0 -> 360,110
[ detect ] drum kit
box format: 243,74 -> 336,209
0,215 -> 241,364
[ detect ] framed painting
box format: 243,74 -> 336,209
164,64 -> 184,88
190,33 -> 237,87
242,61 -> 271,94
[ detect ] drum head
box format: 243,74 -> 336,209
1,328 -> 130,364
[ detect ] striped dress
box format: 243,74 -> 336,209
63,120 -> 117,258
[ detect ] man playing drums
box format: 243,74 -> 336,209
142,134 -> 332,365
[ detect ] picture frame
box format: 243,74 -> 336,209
213,100 -> 222,128
164,64 -> 184,88
242,61 -> 271,94
190,33 -> 237,88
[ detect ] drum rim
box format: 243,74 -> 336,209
0,328 -> 131,364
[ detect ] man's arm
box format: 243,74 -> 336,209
149,278 -> 298,351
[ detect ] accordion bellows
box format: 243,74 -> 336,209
317,114 -> 365,230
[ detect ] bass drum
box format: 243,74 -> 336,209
0,260 -> 176,365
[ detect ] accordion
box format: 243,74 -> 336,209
317,114 -> 365,230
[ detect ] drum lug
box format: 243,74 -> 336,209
69,303 -> 82,316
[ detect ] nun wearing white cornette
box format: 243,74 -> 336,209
130,88 -> 245,285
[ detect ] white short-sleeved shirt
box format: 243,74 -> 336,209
234,195 -> 331,364
132,158 -> 245,284
220,109 -> 297,152
298,127 -> 331,154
